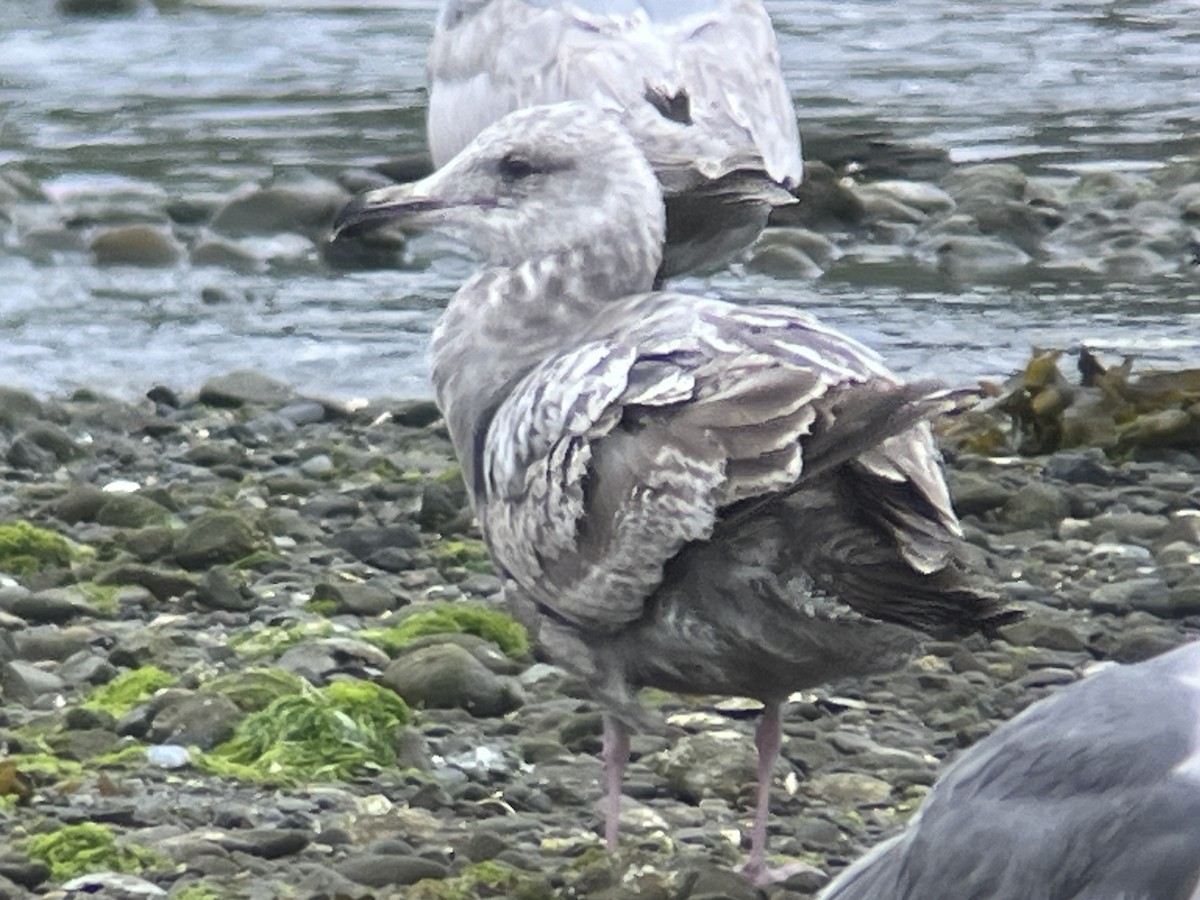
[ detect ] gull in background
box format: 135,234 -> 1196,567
426,0 -> 804,279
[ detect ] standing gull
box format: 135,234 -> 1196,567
819,640 -> 1200,900
427,0 -> 803,278
332,102 -> 1012,882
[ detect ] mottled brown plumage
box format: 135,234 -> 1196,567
332,102 -> 1013,882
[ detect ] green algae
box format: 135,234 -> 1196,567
0,520 -> 73,577
201,667 -> 308,712
172,884 -> 222,900
407,861 -> 553,900
228,619 -> 335,659
83,666 -> 177,717
359,603 -> 528,658
427,538 -> 494,576
78,582 -> 121,616
200,680 -> 411,784
24,821 -> 164,882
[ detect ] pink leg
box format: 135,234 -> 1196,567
602,714 -> 630,852
744,698 -> 782,882
741,700 -> 822,885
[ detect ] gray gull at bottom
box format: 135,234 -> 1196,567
820,639 -> 1200,900
331,101 -> 1016,883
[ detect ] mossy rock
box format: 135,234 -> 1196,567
173,510 -> 268,569
360,603 -> 528,658
202,667 -> 308,712
83,665 -> 177,717
23,822 -> 164,881
0,520 -> 73,577
427,539 -> 494,576
201,680 -> 411,784
229,620 -> 335,659
406,860 -> 553,900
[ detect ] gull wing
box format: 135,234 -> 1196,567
476,295 -> 950,633
428,0 -> 802,188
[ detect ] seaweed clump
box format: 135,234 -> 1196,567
939,348 -> 1200,458
24,822 -> 163,881
200,680 -> 411,784
0,520 -> 73,577
360,603 -> 528,658
83,666 -> 177,717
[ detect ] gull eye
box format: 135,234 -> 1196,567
498,153 -> 537,181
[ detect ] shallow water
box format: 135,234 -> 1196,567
1,0 -> 1198,400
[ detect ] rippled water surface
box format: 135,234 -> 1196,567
1,0 -> 1198,399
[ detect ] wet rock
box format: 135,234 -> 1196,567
930,235 -> 1032,280
210,179 -> 349,237
199,369 -> 294,408
0,386 -> 44,428
190,236 -> 264,271
56,0 -> 143,15
0,660 -> 67,705
96,492 -> 174,528
149,691 -> 243,748
173,510 -> 265,569
89,223 -> 184,267
651,730 -> 758,804
276,637 -> 390,684
310,580 -> 397,617
328,524 -> 422,562
194,567 -> 255,612
216,828 -> 312,859
5,589 -> 96,625
745,242 -> 823,279
380,643 -> 522,717
335,853 -> 448,888
95,563 -> 197,601
1001,482 -> 1071,529
999,613 -> 1087,652
946,470 -> 1014,516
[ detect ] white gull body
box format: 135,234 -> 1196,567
427,0 -> 803,278
820,639 -> 1200,900
332,101 -> 1010,882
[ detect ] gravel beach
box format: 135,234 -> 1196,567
1,369 -> 1198,899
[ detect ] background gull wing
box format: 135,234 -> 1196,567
428,0 -> 802,189
476,294 -> 955,634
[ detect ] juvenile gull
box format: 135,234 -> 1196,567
333,102 -> 1013,882
427,0 -> 803,278
819,640 -> 1200,900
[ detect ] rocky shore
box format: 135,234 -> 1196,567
1,368 -> 1198,900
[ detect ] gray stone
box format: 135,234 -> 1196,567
1001,482 -> 1071,530
149,692 -> 243,749
89,223 -> 183,267
335,854 -> 448,888
95,492 -> 174,528
0,660 -> 67,705
173,510 -> 265,569
1089,578 -> 1170,616
328,524 -> 422,561
215,828 -> 311,859
381,643 -> 522,717
210,180 -> 349,236
999,614 -> 1086,652
199,370 -> 294,408
651,729 -> 758,804
946,470 -> 1014,516
6,589 -> 94,625
0,386 -> 43,428
194,567 -> 255,612
276,638 -> 391,684
310,580 -> 396,616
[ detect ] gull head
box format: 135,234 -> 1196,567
332,101 -> 666,269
